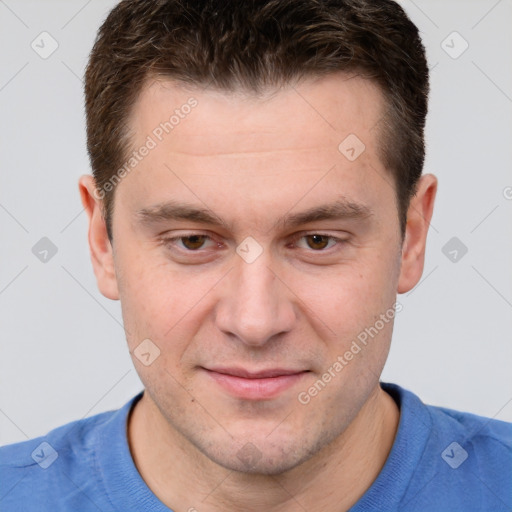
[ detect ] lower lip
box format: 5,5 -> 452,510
203,369 -> 308,400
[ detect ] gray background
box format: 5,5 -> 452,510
1,0 -> 511,446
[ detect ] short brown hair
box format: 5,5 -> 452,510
85,0 -> 429,240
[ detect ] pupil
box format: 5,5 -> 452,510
308,234 -> 328,250
184,235 -> 205,250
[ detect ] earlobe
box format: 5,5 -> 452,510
397,174 -> 438,294
78,175 -> 119,300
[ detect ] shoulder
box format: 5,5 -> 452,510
0,411 -> 115,462
424,398 -> 512,485
0,408 -> 114,468
427,404 -> 511,510
389,383 -> 512,511
430,402 -> 512,454
0,404 -> 129,512
386,382 -> 512,455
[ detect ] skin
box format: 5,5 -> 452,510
79,72 -> 437,512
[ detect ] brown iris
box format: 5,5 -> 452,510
181,235 -> 208,250
305,234 -> 330,250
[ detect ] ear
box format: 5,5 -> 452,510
397,174 -> 438,294
78,175 -> 119,300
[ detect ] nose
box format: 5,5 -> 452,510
214,250 -> 297,347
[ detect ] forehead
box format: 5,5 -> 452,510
127,72 -> 385,158
116,72 -> 395,232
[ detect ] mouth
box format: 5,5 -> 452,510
201,366 -> 310,400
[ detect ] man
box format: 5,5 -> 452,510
1,0 -> 510,510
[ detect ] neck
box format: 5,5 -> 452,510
128,385 -> 399,512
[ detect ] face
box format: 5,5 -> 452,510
81,73 -> 433,475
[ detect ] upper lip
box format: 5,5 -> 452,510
203,367 -> 307,379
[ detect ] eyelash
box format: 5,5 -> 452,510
160,232 -> 347,254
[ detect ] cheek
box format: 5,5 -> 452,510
116,267 -> 197,394
289,250 -> 399,341
115,246 -> 222,363
114,242 -> 175,342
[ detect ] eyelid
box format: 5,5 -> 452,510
159,231 -> 220,251
290,231 -> 349,250
291,230 -> 349,240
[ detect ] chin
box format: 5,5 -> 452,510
208,447 -> 305,476
196,428 -> 331,476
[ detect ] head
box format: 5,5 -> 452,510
80,0 -> 436,475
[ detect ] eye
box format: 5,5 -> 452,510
179,235 -> 209,250
163,234 -> 217,251
295,233 -> 344,251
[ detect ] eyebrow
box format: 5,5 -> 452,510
136,200 -> 230,229
277,199 -> 373,229
136,197 -> 373,231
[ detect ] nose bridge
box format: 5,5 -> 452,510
215,250 -> 295,346
238,255 -> 277,311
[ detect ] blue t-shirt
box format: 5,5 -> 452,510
1,383 -> 511,511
